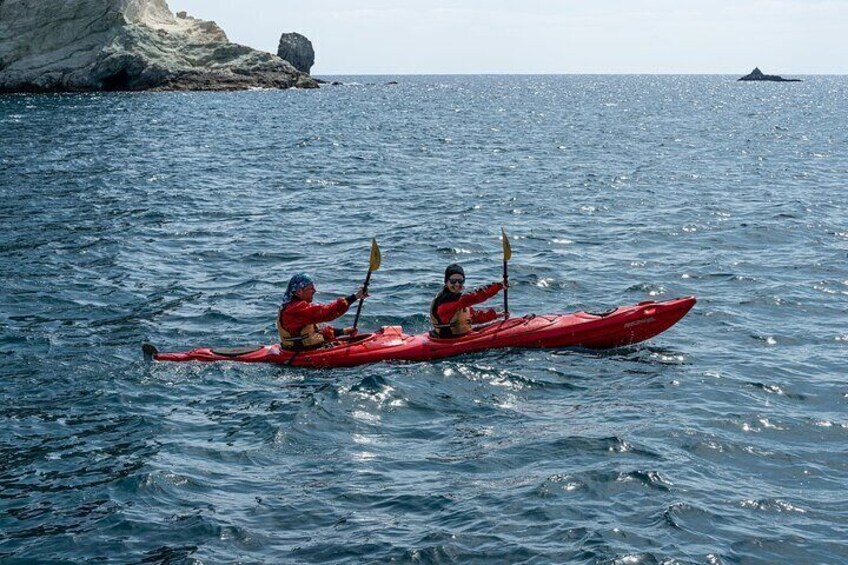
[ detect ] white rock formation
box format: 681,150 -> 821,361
0,0 -> 317,92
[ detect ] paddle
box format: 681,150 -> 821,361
352,238 -> 381,331
501,227 -> 512,318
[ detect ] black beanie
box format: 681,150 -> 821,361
444,263 -> 465,282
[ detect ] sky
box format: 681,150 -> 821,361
168,0 -> 848,75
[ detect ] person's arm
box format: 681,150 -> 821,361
458,282 -> 503,309
328,326 -> 357,338
293,286 -> 367,326
469,307 -> 499,324
436,282 -> 503,321
293,297 -> 353,325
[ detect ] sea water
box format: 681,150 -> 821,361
1,75 -> 846,563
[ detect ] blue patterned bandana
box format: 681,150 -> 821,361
280,273 -> 314,309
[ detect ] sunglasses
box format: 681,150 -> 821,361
448,277 -> 465,285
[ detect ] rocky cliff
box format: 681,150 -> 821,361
0,0 -> 318,92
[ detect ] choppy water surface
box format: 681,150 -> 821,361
1,75 -> 847,563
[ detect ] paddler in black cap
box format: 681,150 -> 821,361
430,264 -> 505,338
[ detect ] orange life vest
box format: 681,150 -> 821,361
430,304 -> 473,338
277,313 -> 325,350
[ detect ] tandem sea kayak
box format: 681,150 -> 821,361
146,296 -> 696,369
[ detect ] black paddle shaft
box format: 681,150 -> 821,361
352,270 -> 372,330
503,259 -> 509,315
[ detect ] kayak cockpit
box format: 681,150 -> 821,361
211,345 -> 264,357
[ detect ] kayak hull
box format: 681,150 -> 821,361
152,296 -> 696,368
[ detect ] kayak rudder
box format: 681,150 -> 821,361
142,342 -> 158,361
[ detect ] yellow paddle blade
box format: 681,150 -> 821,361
501,228 -> 512,261
369,238 -> 382,271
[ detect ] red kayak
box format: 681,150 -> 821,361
146,296 -> 695,368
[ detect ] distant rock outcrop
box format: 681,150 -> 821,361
277,32 -> 315,74
0,0 -> 318,92
738,67 -> 801,82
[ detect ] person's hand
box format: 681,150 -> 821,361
354,286 -> 369,301
497,311 -> 510,320
342,327 -> 358,336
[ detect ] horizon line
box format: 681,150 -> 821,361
311,72 -> 839,77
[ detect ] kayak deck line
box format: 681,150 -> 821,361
146,296 -> 696,368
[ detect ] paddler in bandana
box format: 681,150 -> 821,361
430,264 -> 505,338
277,273 -> 368,350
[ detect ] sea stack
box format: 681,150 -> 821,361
277,32 -> 315,74
738,67 -> 801,82
0,0 -> 318,92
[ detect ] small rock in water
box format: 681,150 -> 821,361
737,67 -> 801,82
277,32 -> 315,74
